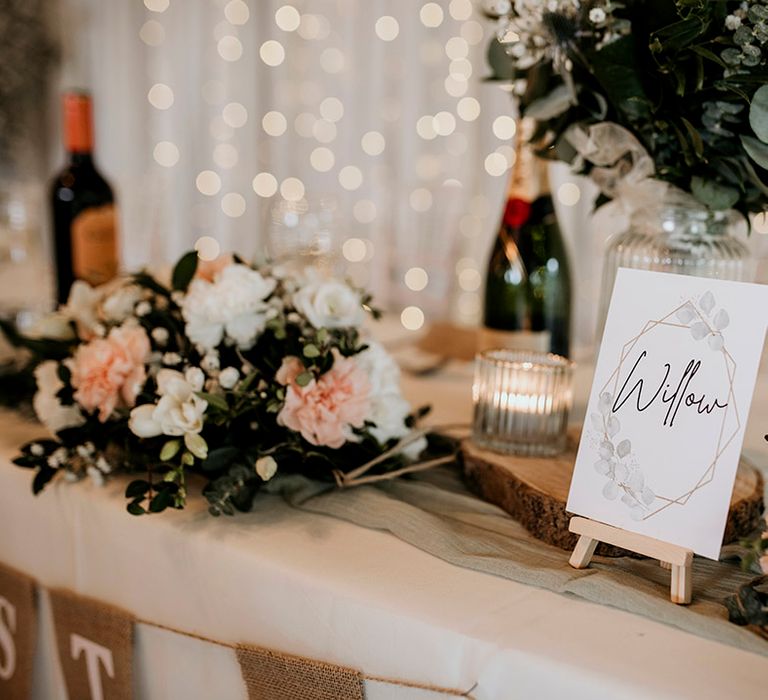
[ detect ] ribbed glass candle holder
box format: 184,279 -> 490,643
472,350 -> 574,457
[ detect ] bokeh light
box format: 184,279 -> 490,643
401,306 -> 425,331
153,141 -> 179,167
557,182 -> 581,206
404,267 -> 429,291
195,236 -> 220,261
196,170 -> 222,196
375,16 -> 400,41
252,172 -> 278,197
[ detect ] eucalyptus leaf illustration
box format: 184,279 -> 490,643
594,459 -> 611,475
598,440 -> 614,459
708,333 -> 724,351
713,309 -> 730,330
628,470 -> 644,491
641,485 -> 656,505
598,392 -> 613,415
614,463 -> 628,482
607,416 -> 620,437
700,291 -> 715,314
691,322 -> 709,340
676,303 -> 695,324
603,480 -> 619,500
590,412 -> 604,431
616,439 -> 631,458
630,505 -> 645,521
621,493 -> 634,506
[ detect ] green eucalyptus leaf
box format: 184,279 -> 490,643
125,480 -> 151,498
741,135 -> 768,170
184,432 -> 208,460
32,468 -> 56,495
198,392 -> 228,412
485,38 -> 514,81
149,489 -> 172,513
127,501 -> 146,516
750,85 -> 768,143
160,439 -> 181,462
296,371 -> 313,387
181,451 -> 195,466
171,251 -> 198,291
680,118 -> 704,159
691,177 -> 739,210
303,344 -> 320,358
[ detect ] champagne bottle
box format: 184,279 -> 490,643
51,91 -> 118,304
480,121 -> 572,357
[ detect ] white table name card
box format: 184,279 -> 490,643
567,269 -> 768,603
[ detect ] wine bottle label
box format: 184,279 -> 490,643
71,204 -> 119,286
477,327 -> 551,354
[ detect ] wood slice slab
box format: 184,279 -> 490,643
462,431 -> 765,558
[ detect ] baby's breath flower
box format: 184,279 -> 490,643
219,367 -> 240,389
162,352 -> 182,366
151,327 -> 169,345
589,7 -> 606,24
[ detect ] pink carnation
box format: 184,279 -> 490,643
276,351 -> 371,449
69,323 -> 151,422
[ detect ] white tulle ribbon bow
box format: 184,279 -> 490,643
566,122 -> 693,231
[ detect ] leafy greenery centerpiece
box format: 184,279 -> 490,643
6,253 -> 429,516
484,0 -> 768,219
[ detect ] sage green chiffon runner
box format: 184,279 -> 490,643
271,465 -> 767,658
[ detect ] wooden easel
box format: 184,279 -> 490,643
568,517 -> 694,604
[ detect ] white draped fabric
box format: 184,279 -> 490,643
43,0 -> 767,358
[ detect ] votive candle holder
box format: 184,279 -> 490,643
472,349 -> 574,457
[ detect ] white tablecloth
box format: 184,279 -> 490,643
1,351 -> 767,699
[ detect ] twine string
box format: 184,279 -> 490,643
334,423 -> 470,488
137,618 -> 477,697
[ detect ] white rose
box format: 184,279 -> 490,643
32,361 -> 85,434
128,369 -> 208,438
293,280 -> 364,329
25,312 -> 75,340
255,455 -> 278,481
181,264 -> 276,352
184,367 -> 205,392
61,281 -> 101,338
355,342 -> 425,458
100,284 -> 142,322
219,367 -> 239,389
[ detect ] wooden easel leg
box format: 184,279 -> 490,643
569,535 -> 598,569
670,563 -> 692,605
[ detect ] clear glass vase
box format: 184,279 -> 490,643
596,203 -> 752,339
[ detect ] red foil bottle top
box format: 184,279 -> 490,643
63,92 -> 94,153
503,198 -> 532,228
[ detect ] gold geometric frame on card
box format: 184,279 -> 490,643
598,299 -> 739,521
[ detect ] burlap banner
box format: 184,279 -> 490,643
236,644 -> 365,700
0,562 -> 37,700
0,561 -> 470,699
49,588 -> 134,700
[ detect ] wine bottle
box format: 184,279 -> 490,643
480,122 -> 572,357
51,91 -> 118,304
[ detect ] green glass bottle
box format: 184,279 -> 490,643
480,124 -> 572,357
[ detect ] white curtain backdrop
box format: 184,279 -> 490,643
49,0 -> 766,358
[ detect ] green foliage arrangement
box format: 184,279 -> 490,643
485,0 -> 768,218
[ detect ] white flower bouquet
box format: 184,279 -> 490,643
8,252 -> 429,516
